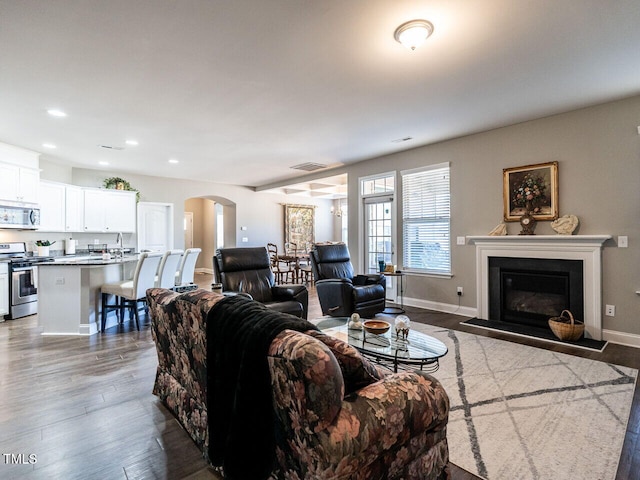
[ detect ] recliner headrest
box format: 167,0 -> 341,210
313,243 -> 350,263
216,247 -> 271,272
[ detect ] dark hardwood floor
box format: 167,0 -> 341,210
0,273 -> 636,479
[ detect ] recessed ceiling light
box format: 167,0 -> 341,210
125,140 -> 139,146
47,108 -> 67,117
42,143 -> 57,149
98,161 -> 109,166
168,159 -> 179,164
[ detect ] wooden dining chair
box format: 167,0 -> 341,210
267,243 -> 294,284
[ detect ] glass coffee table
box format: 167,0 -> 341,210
320,323 -> 448,373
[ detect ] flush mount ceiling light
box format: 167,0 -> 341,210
394,20 -> 434,51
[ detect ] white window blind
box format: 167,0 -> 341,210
401,163 -> 451,274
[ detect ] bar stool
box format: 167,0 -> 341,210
101,252 -> 163,332
175,248 -> 201,286
155,249 -> 184,288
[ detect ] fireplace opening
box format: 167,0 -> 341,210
489,257 -> 583,329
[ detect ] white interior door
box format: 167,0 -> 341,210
137,202 -> 174,252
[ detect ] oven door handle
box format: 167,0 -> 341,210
12,266 -> 35,272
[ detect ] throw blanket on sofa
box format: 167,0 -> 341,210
207,295 -> 318,480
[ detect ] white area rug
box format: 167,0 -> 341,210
409,322 -> 637,480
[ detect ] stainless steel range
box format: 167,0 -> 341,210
0,242 -> 54,320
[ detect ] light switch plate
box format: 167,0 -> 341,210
457,236 -> 466,245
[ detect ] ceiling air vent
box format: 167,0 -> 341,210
290,162 -> 328,172
98,144 -> 124,150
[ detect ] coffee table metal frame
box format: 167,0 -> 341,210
322,323 -> 448,373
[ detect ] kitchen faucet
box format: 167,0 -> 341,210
115,232 -> 124,258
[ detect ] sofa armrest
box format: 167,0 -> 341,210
354,273 -> 386,289
219,290 -> 254,300
272,283 -> 306,299
320,371 -> 449,458
315,279 -> 355,316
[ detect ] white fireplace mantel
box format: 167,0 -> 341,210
467,235 -> 611,340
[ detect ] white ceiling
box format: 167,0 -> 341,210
1,0 -> 639,188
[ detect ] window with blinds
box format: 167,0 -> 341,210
401,163 -> 451,274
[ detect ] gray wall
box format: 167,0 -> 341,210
340,94 -> 640,340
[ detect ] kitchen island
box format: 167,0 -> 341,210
38,255 -> 140,335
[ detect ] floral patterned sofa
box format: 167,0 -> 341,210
147,288 -> 450,480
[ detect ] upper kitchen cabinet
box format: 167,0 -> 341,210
64,185 -> 84,232
83,188 -> 136,232
39,181 -> 66,231
0,163 -> 40,204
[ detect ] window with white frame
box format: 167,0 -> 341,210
401,163 -> 451,274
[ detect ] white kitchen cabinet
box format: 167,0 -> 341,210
38,181 -> 66,231
83,189 -> 136,232
0,163 -> 39,204
65,186 -> 84,232
0,262 -> 8,317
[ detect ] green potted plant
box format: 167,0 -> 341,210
35,240 -> 55,257
103,177 -> 140,201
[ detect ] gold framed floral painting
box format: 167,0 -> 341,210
503,161 -> 558,222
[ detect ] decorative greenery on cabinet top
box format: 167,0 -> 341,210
103,177 -> 140,201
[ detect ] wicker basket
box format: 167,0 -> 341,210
548,309 -> 584,341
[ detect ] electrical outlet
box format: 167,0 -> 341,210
457,286 -> 463,296
618,236 -> 628,248
605,304 -> 615,316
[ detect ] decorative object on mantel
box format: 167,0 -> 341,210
551,214 -> 579,235
103,176 -> 140,201
503,161 -> 559,223
548,309 -> 584,341
488,222 -> 507,236
518,208 -> 537,235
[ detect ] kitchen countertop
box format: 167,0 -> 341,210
39,254 -> 140,266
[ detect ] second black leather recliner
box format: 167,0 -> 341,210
213,247 -> 308,319
309,243 -> 386,318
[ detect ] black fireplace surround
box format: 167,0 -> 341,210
489,257 -> 584,329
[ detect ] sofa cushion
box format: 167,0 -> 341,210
305,329 -> 387,395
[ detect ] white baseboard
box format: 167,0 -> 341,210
602,329 -> 640,348
404,296 -> 477,318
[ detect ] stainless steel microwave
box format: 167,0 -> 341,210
0,205 -> 40,229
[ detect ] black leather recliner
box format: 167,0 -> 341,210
213,247 -> 308,319
309,243 -> 386,318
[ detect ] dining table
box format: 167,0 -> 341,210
278,252 -> 310,284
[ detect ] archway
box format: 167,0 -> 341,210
184,195 -> 236,274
